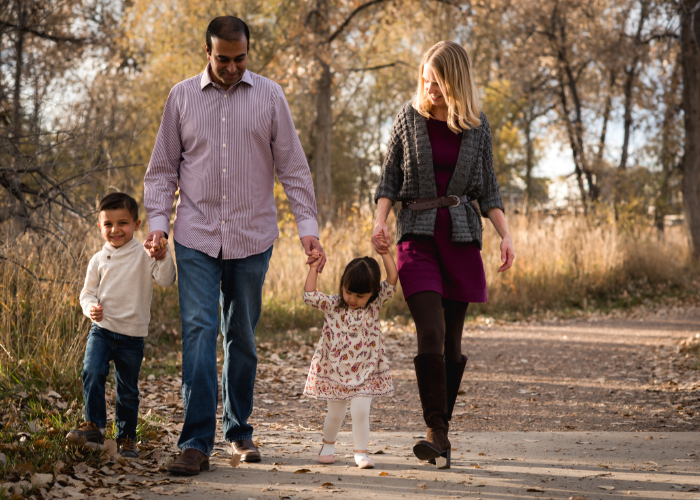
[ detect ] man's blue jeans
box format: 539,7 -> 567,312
175,240 -> 272,455
82,324 -> 144,440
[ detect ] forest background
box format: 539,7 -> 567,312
1,0 -> 700,397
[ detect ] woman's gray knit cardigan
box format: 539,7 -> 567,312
374,103 -> 505,250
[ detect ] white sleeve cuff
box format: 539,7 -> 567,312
148,216 -> 171,235
297,218 -> 320,240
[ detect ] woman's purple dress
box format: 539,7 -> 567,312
397,118 -> 488,303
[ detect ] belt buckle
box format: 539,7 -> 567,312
447,195 -> 461,207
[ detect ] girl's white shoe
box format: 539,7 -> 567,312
319,439 -> 335,464
354,450 -> 374,469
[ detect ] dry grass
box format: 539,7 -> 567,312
1,211 -> 697,393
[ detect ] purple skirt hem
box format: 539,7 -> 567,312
401,279 -> 488,303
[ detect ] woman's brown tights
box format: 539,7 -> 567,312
405,291 -> 469,363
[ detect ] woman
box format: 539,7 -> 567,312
372,41 -> 514,469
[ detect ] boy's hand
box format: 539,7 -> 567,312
89,304 -> 104,322
308,250 -> 322,269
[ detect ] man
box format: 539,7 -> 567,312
144,16 -> 326,475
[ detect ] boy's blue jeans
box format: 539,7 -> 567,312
82,324 -> 144,440
174,240 -> 272,456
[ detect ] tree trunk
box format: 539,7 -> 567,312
312,60 -> 333,223
12,0 -> 26,138
524,111 -> 533,212
681,0 -> 700,256
310,0 -> 333,224
618,64 -> 636,170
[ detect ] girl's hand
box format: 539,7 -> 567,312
89,304 -> 104,322
372,223 -> 390,254
498,235 -> 515,273
308,250 -> 322,269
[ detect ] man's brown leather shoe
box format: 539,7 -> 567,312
230,439 -> 261,463
169,448 -> 209,476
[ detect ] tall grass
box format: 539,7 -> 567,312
1,211 -> 696,392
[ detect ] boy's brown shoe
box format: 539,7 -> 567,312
169,448 -> 209,476
117,437 -> 139,459
66,422 -> 104,449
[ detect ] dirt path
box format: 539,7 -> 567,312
248,306 -> 700,435
68,304 -> 700,500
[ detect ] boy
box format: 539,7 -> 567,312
68,192 -> 176,457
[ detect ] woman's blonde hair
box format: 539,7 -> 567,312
413,41 -> 481,133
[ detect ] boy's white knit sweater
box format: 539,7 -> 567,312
79,238 -> 176,337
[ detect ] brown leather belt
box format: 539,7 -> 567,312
402,194 -> 470,211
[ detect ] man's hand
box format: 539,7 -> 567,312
371,222 -> 390,254
144,230 -> 168,261
89,304 -> 104,322
301,236 -> 326,272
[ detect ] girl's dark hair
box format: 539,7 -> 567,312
336,257 -> 381,310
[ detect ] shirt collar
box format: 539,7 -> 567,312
200,63 -> 254,91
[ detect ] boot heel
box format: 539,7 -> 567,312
435,448 -> 450,469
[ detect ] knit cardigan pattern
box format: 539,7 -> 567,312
374,103 -> 505,250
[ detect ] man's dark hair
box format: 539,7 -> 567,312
206,16 -> 250,52
98,192 -> 139,222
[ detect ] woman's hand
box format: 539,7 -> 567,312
498,234 -> 515,273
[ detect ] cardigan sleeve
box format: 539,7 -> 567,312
374,108 -> 405,204
477,115 -> 506,216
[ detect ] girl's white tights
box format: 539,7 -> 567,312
321,396 -> 372,465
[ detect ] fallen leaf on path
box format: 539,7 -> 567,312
379,472 -> 388,476
229,455 -> 241,468
417,483 -> 427,489
295,469 -> 311,474
524,439 -> 539,443
102,439 -> 118,457
598,486 -> 615,490
527,488 -> 544,492
373,450 -> 385,454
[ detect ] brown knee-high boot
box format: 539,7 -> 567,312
413,353 -> 450,468
428,354 -> 468,464
446,355 -> 468,422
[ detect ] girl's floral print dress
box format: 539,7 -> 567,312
303,280 -> 396,400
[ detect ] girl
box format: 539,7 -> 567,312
303,243 -> 398,469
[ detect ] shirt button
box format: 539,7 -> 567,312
223,169 -> 226,172
222,143 -> 226,147
222,220 -> 225,224
223,94 -> 227,98
107,256 -> 111,260
222,117 -> 226,121
223,195 -> 227,199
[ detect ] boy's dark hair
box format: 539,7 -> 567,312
336,257 -> 381,310
206,16 -> 250,52
98,193 -> 139,222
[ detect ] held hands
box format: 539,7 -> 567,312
301,236 -> 326,272
371,222 -> 391,254
89,304 -> 104,322
144,230 -> 168,261
307,249 -> 322,269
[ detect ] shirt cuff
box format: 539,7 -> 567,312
297,218 -> 319,240
148,216 -> 171,235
